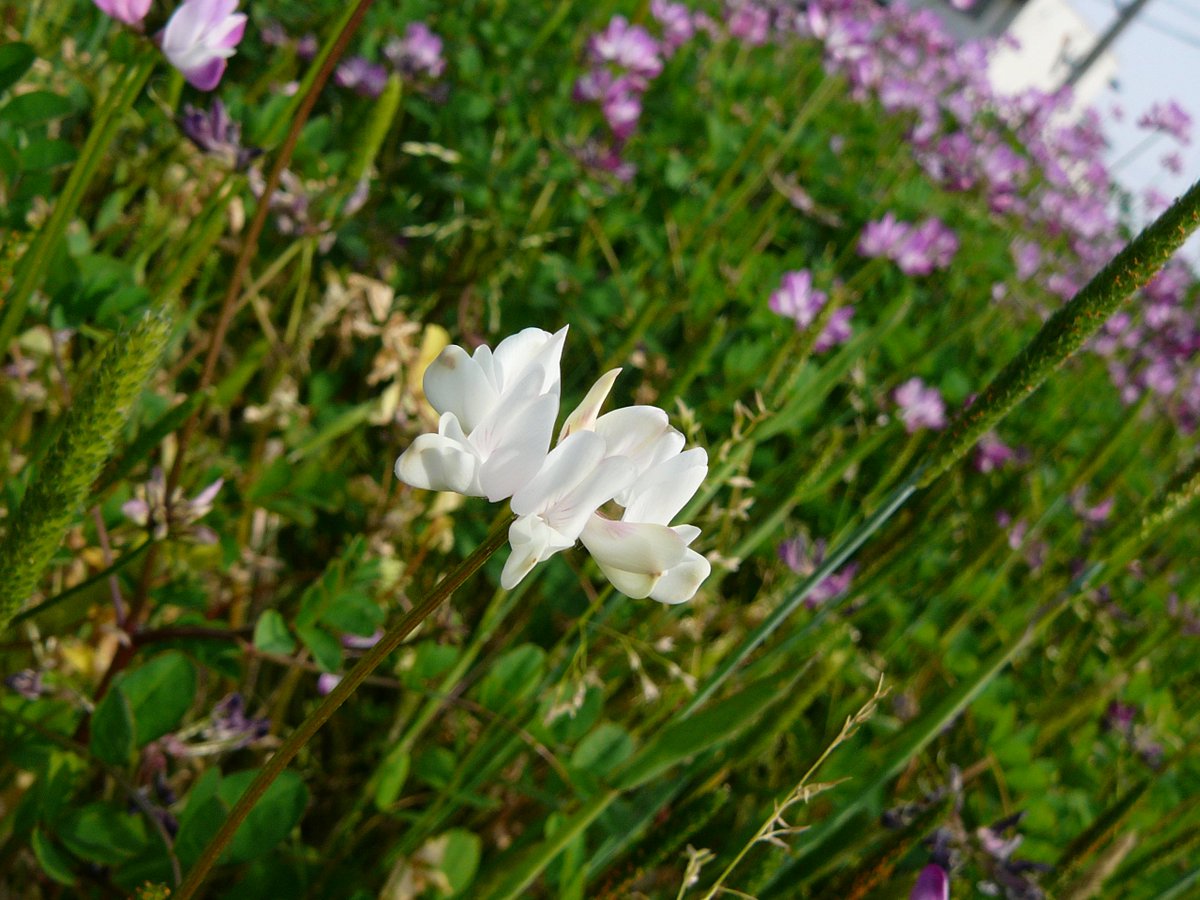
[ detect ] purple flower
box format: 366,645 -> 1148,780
384,22 -> 446,80
93,0 -> 151,25
1071,490 -> 1114,524
1104,701 -> 1137,735
5,669 -> 44,699
335,57 -> 389,98
1162,151 -> 1184,175
318,672 -> 343,695
769,270 -> 827,328
974,431 -> 1015,473
1010,238 -> 1041,281
814,306 -> 854,353
601,81 -> 643,141
1137,100 -> 1192,145
894,378 -> 946,432
160,0 -> 248,91
180,99 -> 259,169
589,16 -> 663,80
728,3 -> 770,46
910,864 -> 949,900
778,534 -> 856,608
859,213 -> 910,259
651,0 -> 695,54
894,218 -> 958,276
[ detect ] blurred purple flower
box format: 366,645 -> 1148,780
859,213 -> 910,259
318,673 -> 343,695
769,270 -> 826,328
894,377 -> 946,432
180,99 -> 259,169
161,0 -> 248,91
5,669 -> 44,699
385,22 -> 446,79
335,57 -> 389,97
652,0 -> 695,54
589,16 -> 663,80
1104,700 -> 1137,735
1161,151 -> 1185,175
728,3 -> 770,46
894,218 -> 958,276
1010,239 -> 1041,281
814,306 -> 854,353
974,432 -> 1015,473
1137,100 -> 1192,145
93,0 -> 151,26
910,864 -> 949,900
778,534 -> 856,608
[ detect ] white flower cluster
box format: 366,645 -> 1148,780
394,327 -> 710,604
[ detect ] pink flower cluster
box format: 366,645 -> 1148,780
768,270 -> 853,353
858,213 -> 958,277
334,21 -> 447,99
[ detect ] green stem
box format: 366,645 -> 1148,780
173,514 -> 514,900
0,53 -> 155,355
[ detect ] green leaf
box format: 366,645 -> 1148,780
31,827 -> 76,886
119,650 -> 197,745
439,829 -> 482,896
254,609 -> 296,655
19,138 -> 76,171
477,645 -> 546,713
570,723 -> 634,778
0,90 -> 74,128
90,685 -> 135,766
217,769 -> 309,864
57,803 -> 145,864
296,624 -> 342,673
0,43 -> 36,95
372,745 -> 410,811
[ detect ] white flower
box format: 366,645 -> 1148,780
562,374 -> 711,604
161,0 -> 248,92
581,441 -> 710,605
501,431 -> 638,589
394,327 -> 566,502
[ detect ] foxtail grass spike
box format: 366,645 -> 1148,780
0,311 -> 170,631
918,178 -> 1200,487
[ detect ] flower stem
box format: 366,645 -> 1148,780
173,514 -> 514,900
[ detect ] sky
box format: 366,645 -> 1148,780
1066,0 -> 1200,220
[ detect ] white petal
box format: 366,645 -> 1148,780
547,455 -> 638,540
511,431 -> 607,517
559,368 -> 621,442
580,515 -> 688,575
673,524 -> 702,545
394,430 -> 480,495
595,561 -> 660,600
501,515 -> 552,589
624,447 -> 708,525
594,406 -> 685,504
492,326 -> 567,396
477,393 -> 558,501
648,549 -> 711,604
423,345 -> 499,432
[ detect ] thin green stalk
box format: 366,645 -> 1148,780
0,53 -> 155,355
173,515 -> 514,900
918,178 -> 1200,487
0,313 -> 169,630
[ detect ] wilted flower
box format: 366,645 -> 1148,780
123,468 -> 223,544
385,22 -> 446,79
93,0 -> 151,26
180,99 -> 259,169
894,377 -> 946,432
165,693 -> 269,757
161,0 -> 248,91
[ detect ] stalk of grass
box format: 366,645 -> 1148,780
0,312 -> 169,631
0,52 -> 155,356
